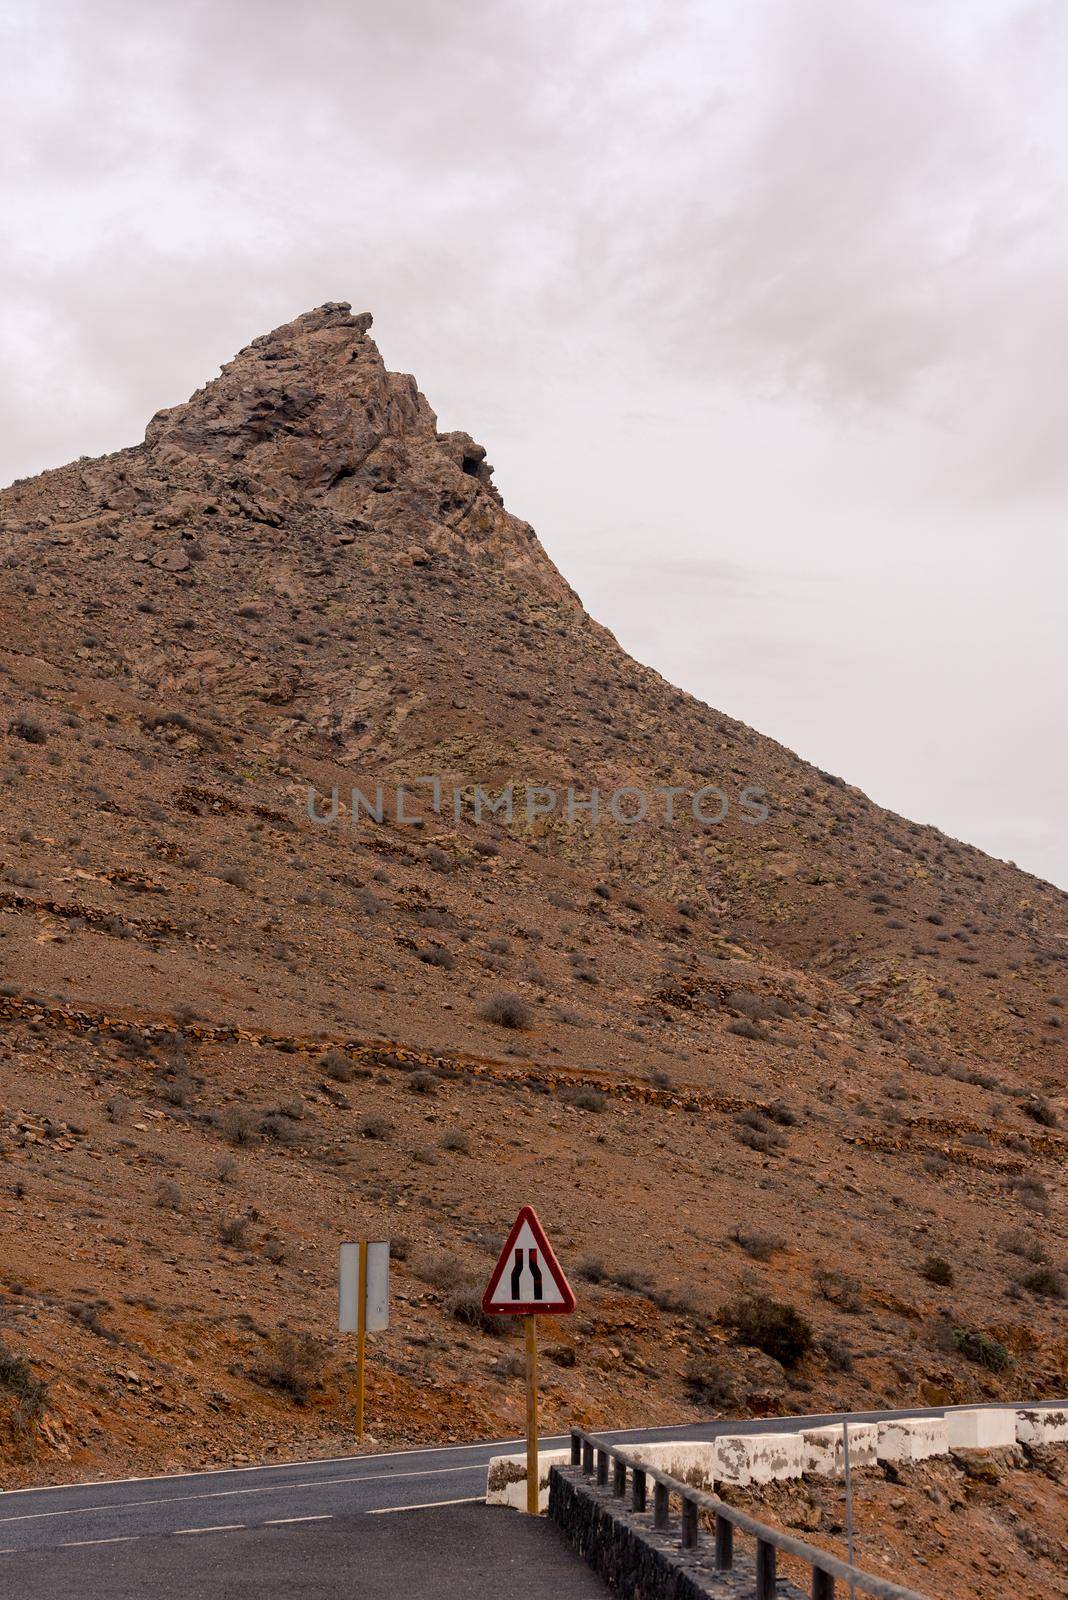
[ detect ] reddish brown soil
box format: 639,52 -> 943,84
726,1442 -> 1068,1599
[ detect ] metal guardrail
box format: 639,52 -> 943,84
567,1429 -> 932,1600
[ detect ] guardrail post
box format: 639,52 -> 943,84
756,1538 -> 777,1600
653,1480 -> 669,1530
680,1494 -> 698,1549
612,1456 -> 627,1497
595,1448 -> 608,1487
570,1430 -> 581,1467
714,1514 -> 733,1570
581,1439 -> 593,1474
631,1467 -> 647,1512
812,1567 -> 835,1599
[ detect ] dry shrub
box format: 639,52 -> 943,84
721,1294 -> 812,1368
481,992 -> 530,1029
258,1330 -> 327,1402
0,1341 -> 49,1436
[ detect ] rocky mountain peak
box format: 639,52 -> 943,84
0,303 -> 576,606
144,302 -> 427,488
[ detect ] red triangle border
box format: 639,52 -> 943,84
481,1204 -> 576,1315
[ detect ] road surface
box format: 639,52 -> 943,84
1,1401 -> 1061,1596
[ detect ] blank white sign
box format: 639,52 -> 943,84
365,1241 -> 389,1332
339,1241 -> 390,1332
339,1243 -> 360,1332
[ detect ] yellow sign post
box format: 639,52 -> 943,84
524,1316 -> 540,1515
355,1239 -> 368,1437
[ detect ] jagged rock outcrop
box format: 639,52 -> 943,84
4,303 -> 574,604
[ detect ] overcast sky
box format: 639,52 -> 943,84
3,0 -> 1066,888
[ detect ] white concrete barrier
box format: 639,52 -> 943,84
946,1408 -> 1017,1450
800,1422 -> 878,1475
486,1448 -> 569,1512
617,1441 -> 721,1489
496,1403 -> 1067,1510
713,1432 -> 804,1486
876,1417 -> 948,1463
486,1434 -> 799,1510
1016,1408 -> 1068,1446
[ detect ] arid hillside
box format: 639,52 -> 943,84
0,304 -> 1065,1514
727,1438 -> 1068,1599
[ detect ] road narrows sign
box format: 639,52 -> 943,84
481,1205 -> 576,1315
482,1205 -> 576,1518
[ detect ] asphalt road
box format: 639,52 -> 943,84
0,1419 -> 722,1554
1,1401 -> 1062,1596
1,1502 -> 610,1600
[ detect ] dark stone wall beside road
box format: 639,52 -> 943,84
548,1465 -> 808,1599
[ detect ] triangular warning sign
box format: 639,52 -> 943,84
481,1205 -> 576,1315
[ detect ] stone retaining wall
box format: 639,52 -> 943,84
547,1463 -> 810,1600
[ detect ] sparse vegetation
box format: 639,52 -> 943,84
728,1019 -> 768,1042
1023,1098 -> 1058,1127
9,714 -> 46,744
69,1301 -> 118,1343
260,1113 -> 303,1146
1021,1266 -> 1063,1298
721,1294 -> 812,1368
357,1114 -> 391,1140
216,1107 -> 258,1147
257,1330 -> 327,1402
920,1255 -> 954,1287
558,1083 -> 605,1113
0,1341 -> 49,1436
320,1047 -> 368,1083
447,1289 -> 501,1335
814,1268 -> 862,1312
952,1326 -> 1011,1373
160,1074 -> 196,1108
819,1333 -> 855,1373
682,1357 -> 735,1407
999,1230 -> 1047,1264
418,945 -> 455,970
729,1226 -> 783,1261
218,1213 -> 252,1249
154,1178 -> 183,1210
414,1252 -> 466,1290
732,1110 -> 787,1153
1010,1175 -> 1050,1214
480,992 -> 531,1029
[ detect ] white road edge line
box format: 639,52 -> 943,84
0,1435 -> 535,1497
0,1463 -> 483,1525
60,1536 -> 140,1548
174,1524 -> 246,1535
263,1515 -> 334,1526
369,1497 -> 485,1515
